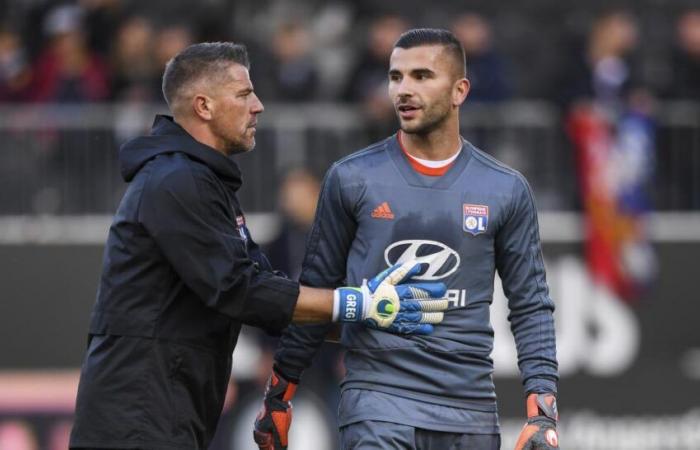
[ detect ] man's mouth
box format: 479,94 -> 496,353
397,104 -> 420,112
397,104 -> 421,119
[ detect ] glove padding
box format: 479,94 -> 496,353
333,260 -> 449,335
253,369 -> 297,450
514,393 -> 559,450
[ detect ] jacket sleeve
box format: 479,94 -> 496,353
495,175 -> 559,395
139,164 -> 299,333
246,231 -> 276,272
274,164 -> 358,381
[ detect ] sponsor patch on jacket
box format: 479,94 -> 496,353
236,215 -> 248,240
463,204 -> 488,235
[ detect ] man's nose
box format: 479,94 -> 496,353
396,79 -> 414,98
251,93 -> 264,114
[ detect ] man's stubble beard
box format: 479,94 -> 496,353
226,136 -> 255,155
399,98 -> 452,136
213,121 -> 255,155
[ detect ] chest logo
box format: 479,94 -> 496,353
384,240 -> 460,280
371,202 -> 395,220
463,204 -> 489,235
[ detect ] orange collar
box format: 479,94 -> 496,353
397,131 -> 455,177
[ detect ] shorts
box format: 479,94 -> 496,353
340,419 -> 501,450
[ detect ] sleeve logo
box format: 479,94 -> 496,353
463,204 -> 489,235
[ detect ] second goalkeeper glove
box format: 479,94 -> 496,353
514,393 -> 559,450
253,368 -> 297,450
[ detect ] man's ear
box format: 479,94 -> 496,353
193,94 -> 214,121
453,78 -> 470,107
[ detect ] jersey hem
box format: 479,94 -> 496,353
338,414 -> 501,434
341,382 -> 498,412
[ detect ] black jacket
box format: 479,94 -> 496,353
70,115 -> 299,449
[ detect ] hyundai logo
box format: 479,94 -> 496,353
384,240 -> 460,280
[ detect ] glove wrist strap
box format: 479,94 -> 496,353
266,369 -> 298,401
333,287 -> 364,323
272,364 -> 301,385
526,393 -> 558,421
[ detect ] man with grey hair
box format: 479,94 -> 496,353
68,42 -> 448,450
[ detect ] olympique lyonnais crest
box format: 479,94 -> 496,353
463,204 -> 489,235
236,215 -> 248,241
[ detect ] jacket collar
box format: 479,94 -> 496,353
119,115 -> 243,191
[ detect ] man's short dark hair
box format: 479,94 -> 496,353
394,28 -> 466,78
162,42 -> 250,109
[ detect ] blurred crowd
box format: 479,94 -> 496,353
1,0 -> 699,215
1,1 -> 699,109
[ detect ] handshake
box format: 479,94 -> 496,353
331,260 -> 450,335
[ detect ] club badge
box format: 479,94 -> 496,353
463,204 -> 489,236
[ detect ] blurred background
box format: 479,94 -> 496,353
0,0 -> 699,449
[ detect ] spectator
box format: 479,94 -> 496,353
451,13 -> 512,102
343,14 -> 407,102
258,21 -> 319,101
28,5 -> 114,213
342,14 -> 409,139
666,9 -> 700,100
556,10 -> 640,111
30,4 -> 110,102
261,167 -> 344,447
564,11 -> 658,298
264,167 -> 321,280
153,23 -> 194,73
110,16 -> 159,102
0,26 -> 32,101
82,0 -> 126,58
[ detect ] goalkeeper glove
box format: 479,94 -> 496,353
514,393 -> 559,450
333,260 -> 449,335
253,368 -> 297,450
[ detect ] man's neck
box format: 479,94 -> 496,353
174,116 -> 228,156
399,122 -> 462,161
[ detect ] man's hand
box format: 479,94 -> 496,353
253,368 -> 297,450
514,393 -> 559,450
333,260 -> 449,335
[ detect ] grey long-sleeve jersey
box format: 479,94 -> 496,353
276,134 -> 558,414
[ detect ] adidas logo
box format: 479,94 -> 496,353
371,202 -> 395,220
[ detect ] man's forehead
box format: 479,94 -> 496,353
195,63 -> 251,95
389,45 -> 446,69
224,63 -> 251,84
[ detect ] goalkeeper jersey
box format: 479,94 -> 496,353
276,133 -> 558,424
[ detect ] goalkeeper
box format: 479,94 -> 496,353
69,42 -> 448,450
254,29 -> 559,450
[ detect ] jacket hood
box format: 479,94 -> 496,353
119,115 -> 243,190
